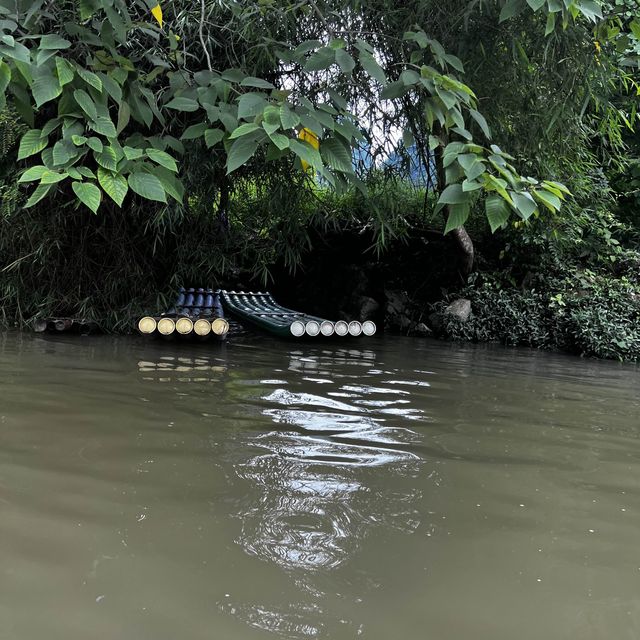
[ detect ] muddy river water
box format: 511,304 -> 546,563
1,332 -> 639,639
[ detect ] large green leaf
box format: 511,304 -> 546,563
237,93 -> 266,119
444,203 -> 470,234
123,146 -> 144,160
359,50 -> 386,83
438,183 -> 471,205
499,0 -> 527,23
72,181 -> 101,213
52,139 -> 76,165
304,47 -> 336,71
470,109 -> 491,139
239,77 -> 275,89
0,60 -> 10,94
74,89 -> 97,120
97,167 -> 128,206
204,128 -> 224,148
116,100 -> 130,134
31,66 -> 61,107
180,122 -> 208,140
86,137 -> 103,153
89,116 -> 117,138
39,34 -> 71,49
24,182 -> 53,208
380,81 -> 407,100
55,57 -> 74,85
511,191 -> 538,220
533,188 -> 561,212
226,135 -> 260,174
94,147 -> 117,171
0,41 -> 30,64
485,194 -> 510,232
18,165 -> 48,182
164,96 -> 199,112
145,148 -> 178,172
289,139 -> 324,171
18,129 -> 48,160
76,66 -> 102,92
40,170 -> 69,184
335,49 -> 355,74
267,131 -> 289,150
153,166 -> 185,204
229,123 -> 261,139
280,104 -> 300,130
128,172 -> 167,202
526,0 -> 546,10
320,137 -> 352,173
100,73 -> 122,103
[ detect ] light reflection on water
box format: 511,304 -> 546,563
220,351 -> 426,638
1,333 -> 640,640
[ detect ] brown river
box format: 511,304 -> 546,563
1,331 -> 639,639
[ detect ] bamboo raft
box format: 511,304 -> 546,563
137,288 -> 229,340
219,290 -> 376,338
33,318 -> 99,334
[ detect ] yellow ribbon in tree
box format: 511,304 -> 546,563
151,4 -> 163,28
298,127 -> 319,172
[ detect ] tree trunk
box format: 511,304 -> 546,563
434,131 -> 475,276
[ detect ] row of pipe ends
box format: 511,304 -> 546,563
137,316 -> 229,337
290,319 -> 376,337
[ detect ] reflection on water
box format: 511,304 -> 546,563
2,334 -> 640,640
221,351 -> 425,637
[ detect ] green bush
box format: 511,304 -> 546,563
435,268 -> 640,361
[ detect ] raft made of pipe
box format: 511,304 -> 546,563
219,290 -> 376,339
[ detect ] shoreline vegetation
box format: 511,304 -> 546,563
0,1 -> 638,361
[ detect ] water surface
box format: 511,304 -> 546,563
1,332 -> 639,639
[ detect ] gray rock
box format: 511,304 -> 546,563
444,298 -> 471,322
413,322 -> 432,336
358,295 -> 380,320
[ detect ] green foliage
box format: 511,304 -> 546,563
434,268 -> 640,361
0,0 -> 589,232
